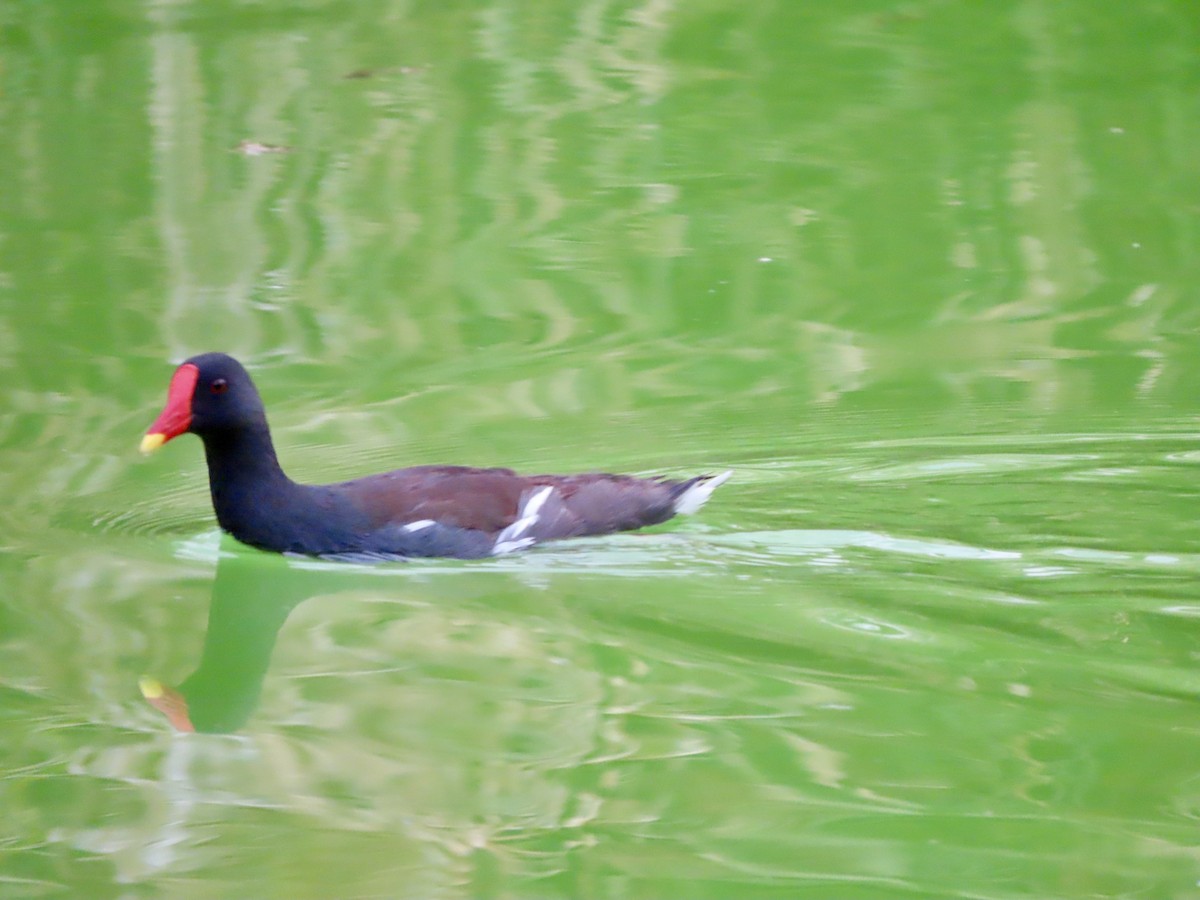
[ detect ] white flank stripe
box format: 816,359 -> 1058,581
492,486 -> 555,554
521,485 -> 553,520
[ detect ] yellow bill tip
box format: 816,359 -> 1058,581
139,676 -> 164,699
140,433 -> 166,454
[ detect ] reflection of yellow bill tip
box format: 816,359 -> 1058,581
139,676 -> 164,699
140,433 -> 166,454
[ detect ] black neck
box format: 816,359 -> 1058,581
200,419 -> 304,545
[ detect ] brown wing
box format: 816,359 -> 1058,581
517,473 -> 686,540
332,466 -> 721,545
330,465 -> 529,534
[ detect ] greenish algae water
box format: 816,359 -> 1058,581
2,2 -> 1199,898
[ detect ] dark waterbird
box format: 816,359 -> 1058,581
141,353 -> 731,560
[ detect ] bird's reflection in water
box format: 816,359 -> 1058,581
141,549 -> 390,733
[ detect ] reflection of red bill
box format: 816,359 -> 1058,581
139,676 -> 195,733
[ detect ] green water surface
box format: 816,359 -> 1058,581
2,2 -> 1199,898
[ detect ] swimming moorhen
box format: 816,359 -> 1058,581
141,353 -> 730,560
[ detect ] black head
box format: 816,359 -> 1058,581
142,352 -> 267,451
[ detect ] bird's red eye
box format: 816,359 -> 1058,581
210,379 -> 229,395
